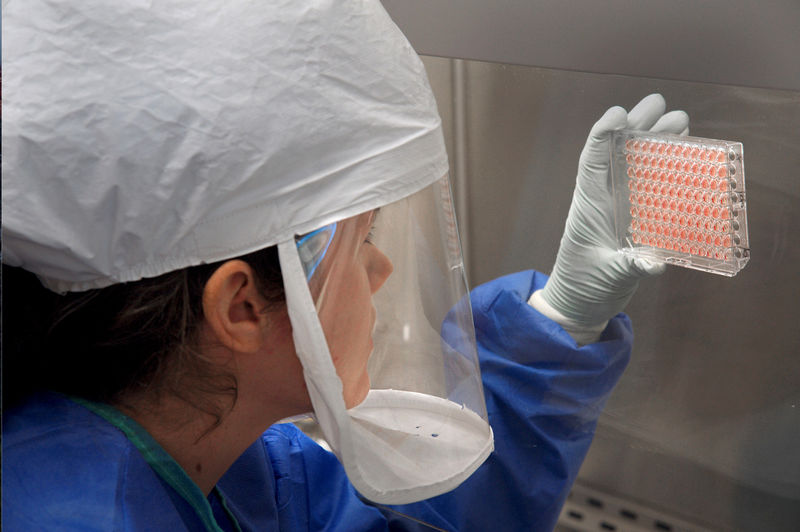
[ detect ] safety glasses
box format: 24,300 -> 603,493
296,223 -> 338,280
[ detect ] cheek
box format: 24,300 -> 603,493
315,263 -> 375,405
343,371 -> 371,408
317,266 -> 373,353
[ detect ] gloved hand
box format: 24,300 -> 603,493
530,94 -> 689,344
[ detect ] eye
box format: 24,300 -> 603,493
365,226 -> 376,245
364,211 -> 380,244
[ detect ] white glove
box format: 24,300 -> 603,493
530,94 -> 689,344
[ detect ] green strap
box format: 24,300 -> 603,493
69,397 -> 241,532
217,488 -> 244,532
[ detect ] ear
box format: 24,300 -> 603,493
202,260 -> 270,353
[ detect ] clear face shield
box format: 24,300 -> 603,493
277,175 -> 493,504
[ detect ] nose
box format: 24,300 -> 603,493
367,246 -> 393,294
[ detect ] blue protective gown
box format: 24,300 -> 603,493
2,271 -> 632,531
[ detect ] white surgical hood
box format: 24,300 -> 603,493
2,0 -> 447,291
2,0 -> 493,505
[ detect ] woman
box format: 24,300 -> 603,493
2,1 -> 688,530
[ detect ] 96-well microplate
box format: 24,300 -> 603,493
610,130 -> 749,276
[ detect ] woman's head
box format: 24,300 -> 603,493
3,0 -> 446,416
4,209 -> 395,421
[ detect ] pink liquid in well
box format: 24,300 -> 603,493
623,136 -> 742,263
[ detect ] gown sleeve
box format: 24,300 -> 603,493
264,270 -> 632,531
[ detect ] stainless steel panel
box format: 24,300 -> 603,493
421,55 -> 800,531
385,0 -> 800,92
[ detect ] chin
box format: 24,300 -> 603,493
343,373 -> 371,409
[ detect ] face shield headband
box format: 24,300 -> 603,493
277,175 -> 494,505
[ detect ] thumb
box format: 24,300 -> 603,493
631,256 -> 667,278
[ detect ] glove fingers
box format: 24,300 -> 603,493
580,106 -> 628,171
650,110 -> 690,135
626,93 -> 666,131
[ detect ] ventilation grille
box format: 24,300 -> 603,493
556,482 -> 716,532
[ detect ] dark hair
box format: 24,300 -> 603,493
2,246 -> 284,424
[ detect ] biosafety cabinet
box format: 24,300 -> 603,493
382,1 -> 800,530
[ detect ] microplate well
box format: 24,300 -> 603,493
610,130 -> 750,276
